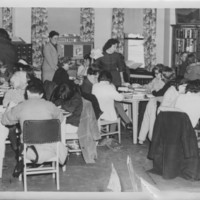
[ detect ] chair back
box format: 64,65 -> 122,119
23,119 -> 61,144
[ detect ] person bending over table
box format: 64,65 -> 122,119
138,67 -> 178,144
2,71 -> 28,154
52,82 -> 83,134
80,65 -> 103,120
142,64 -> 165,92
1,80 -> 67,177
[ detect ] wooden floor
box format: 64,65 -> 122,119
1,127 -> 200,197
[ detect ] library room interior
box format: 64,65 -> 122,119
1,5 -> 200,200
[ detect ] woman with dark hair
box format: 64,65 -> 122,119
143,64 -> 165,92
95,38 -> 126,87
152,66 -> 176,97
53,82 -> 83,133
52,56 -> 72,86
0,28 -> 17,72
42,30 -> 61,82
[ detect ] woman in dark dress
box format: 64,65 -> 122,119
95,38 -> 126,87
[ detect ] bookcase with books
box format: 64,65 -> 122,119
171,24 -> 200,75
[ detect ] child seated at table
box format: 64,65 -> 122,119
52,57 -> 72,86
77,53 -> 92,83
138,76 -> 186,145
0,60 -> 12,86
92,70 -> 124,131
143,64 -> 165,92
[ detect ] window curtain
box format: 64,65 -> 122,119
111,8 -> 125,54
31,8 -> 48,68
143,9 -> 157,71
2,8 -> 13,37
80,8 -> 95,42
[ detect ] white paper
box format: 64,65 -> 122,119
127,39 -> 145,67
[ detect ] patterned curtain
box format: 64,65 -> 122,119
143,8 -> 157,71
31,8 -> 48,68
80,8 -> 95,42
2,8 -> 13,37
111,8 -> 125,54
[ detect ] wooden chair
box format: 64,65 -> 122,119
21,119 -> 61,191
99,118 -> 121,143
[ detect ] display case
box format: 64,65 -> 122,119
58,37 -> 93,61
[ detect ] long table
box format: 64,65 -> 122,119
122,95 -> 151,144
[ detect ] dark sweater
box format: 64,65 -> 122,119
152,81 -> 173,97
81,77 -> 93,94
54,92 -> 83,127
53,67 -> 70,86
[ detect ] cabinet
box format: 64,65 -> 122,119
12,43 -> 32,65
171,24 -> 200,73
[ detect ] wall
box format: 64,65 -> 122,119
47,8 -> 80,35
163,8 -> 171,66
94,8 -> 112,49
156,9 -> 165,65
124,8 -> 143,35
0,9 -> 2,27
156,8 -> 175,67
0,8 -> 176,67
12,7 -> 31,43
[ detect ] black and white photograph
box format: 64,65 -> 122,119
0,0 -> 200,200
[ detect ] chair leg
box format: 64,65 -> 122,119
0,157 -> 3,178
56,160 -> 60,190
62,165 -> 66,172
52,162 -> 55,179
18,174 -> 22,181
118,119 -> 121,144
24,169 -> 27,191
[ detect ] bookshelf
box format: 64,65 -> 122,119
171,24 -> 200,74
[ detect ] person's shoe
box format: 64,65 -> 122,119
125,122 -> 133,130
13,159 -> 24,178
138,139 -> 144,145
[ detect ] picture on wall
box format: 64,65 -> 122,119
73,44 -> 83,58
176,9 -> 200,24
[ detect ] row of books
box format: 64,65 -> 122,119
175,28 -> 200,39
174,52 -> 200,66
175,38 -> 200,53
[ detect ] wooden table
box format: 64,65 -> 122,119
122,95 -> 151,144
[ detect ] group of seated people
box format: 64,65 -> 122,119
2,40 -> 200,181
0,49 -> 132,177
137,61 -> 200,145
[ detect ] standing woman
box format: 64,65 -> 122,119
42,30 -> 61,82
95,39 -> 126,87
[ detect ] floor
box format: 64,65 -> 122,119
1,127 -> 200,195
